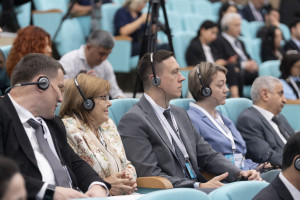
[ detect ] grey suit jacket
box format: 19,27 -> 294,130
236,107 -> 294,167
118,95 -> 241,188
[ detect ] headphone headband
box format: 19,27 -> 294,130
5,76 -> 49,93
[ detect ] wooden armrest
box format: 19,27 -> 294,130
137,176 -> 173,189
179,66 -> 194,71
32,9 -> 63,14
286,99 -> 300,104
114,35 -> 133,41
200,171 -> 216,181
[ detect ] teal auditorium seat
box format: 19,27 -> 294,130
168,0 -> 193,14
139,188 -> 209,200
258,60 -> 281,77
173,31 -> 195,67
182,14 -> 208,33
209,181 -> 269,200
32,0 -> 68,13
251,38 -> 262,64
241,19 -> 251,38
101,3 -> 121,34
192,0 -> 213,16
281,104 -> 300,131
0,45 -> 12,59
108,98 -> 139,126
15,1 -> 31,28
280,23 -> 291,40
170,98 -> 195,111
249,21 -> 264,38
166,11 -> 184,32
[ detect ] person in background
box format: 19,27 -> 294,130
283,19 -> 300,52
260,26 -> 283,62
217,2 -> 238,29
59,74 -> 137,196
6,25 -> 52,78
70,0 -> 112,17
240,0 -> 270,22
279,50 -> 300,100
256,8 -> 281,38
0,156 -> 27,200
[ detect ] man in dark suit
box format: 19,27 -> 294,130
118,50 -> 261,190
213,12 -> 258,97
253,132 -> 300,200
0,53 -> 110,200
240,0 -> 267,22
283,19 -> 300,52
237,76 -> 295,167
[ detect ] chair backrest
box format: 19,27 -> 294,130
102,3 -> 121,34
251,38 -> 262,64
33,0 -> 68,13
192,1 -> 213,16
249,21 -> 264,38
182,14 -> 207,33
168,0 -> 193,14
173,31 -> 195,67
166,11 -> 184,32
281,104 -> 300,131
241,19 -> 251,38
15,1 -> 31,28
170,98 -> 195,111
280,23 -> 291,40
209,181 -> 269,200
258,60 -> 281,78
108,98 -> 139,126
0,45 -> 12,59
139,188 -> 209,200
217,98 -> 253,125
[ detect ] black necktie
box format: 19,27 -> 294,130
163,109 -> 194,180
272,116 -> 290,140
27,119 -> 70,187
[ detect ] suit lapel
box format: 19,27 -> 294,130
272,175 -> 294,200
191,106 -> 220,133
139,96 -> 176,155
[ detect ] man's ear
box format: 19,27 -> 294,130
260,88 -> 269,102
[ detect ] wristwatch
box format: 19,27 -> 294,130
43,184 -> 55,200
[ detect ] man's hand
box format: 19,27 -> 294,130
199,172 -> 228,188
244,60 -> 258,73
86,70 -> 97,76
85,185 -> 107,197
53,187 -> 88,200
239,170 -> 262,181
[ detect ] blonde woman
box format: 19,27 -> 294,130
60,74 -> 137,195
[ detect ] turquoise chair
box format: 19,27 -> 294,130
217,98 -> 252,125
108,98 -> 139,126
192,1 -> 213,16
33,0 -> 68,13
168,0 -> 193,14
77,16 -> 92,39
182,14 -> 209,33
249,21 -> 264,38
173,31 -> 196,67
0,45 -> 12,59
166,11 -> 184,32
212,2 -> 222,16
101,3 -> 121,34
258,60 -> 281,78
15,1 -> 31,28
279,23 -> 291,40
241,19 -> 251,38
209,181 -> 269,200
251,38 -> 262,64
139,188 -> 209,200
170,98 -> 195,111
281,104 -> 300,131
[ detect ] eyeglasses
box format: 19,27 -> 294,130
94,95 -> 109,101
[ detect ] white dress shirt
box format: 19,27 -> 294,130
202,44 -> 215,63
279,172 -> 300,199
253,105 -> 287,144
248,2 -> 264,22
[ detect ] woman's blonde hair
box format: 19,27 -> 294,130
59,74 -> 110,127
123,0 -> 147,11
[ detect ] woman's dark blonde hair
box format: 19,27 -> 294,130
188,62 -> 227,101
59,74 -> 110,127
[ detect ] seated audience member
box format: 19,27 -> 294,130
59,74 -> 137,196
240,0 -> 270,22
217,2 -> 238,29
70,0 -> 112,17
260,26 -> 283,62
256,8 -> 281,38
114,0 -> 169,56
253,132 -> 300,200
213,12 -> 258,97
279,50 -> 300,100
0,156 -> 26,200
283,19 -> 300,52
59,30 -> 125,99
6,26 -> 52,79
237,76 -> 295,167
118,50 -> 261,190
0,50 -> 10,95
1,53 -> 109,199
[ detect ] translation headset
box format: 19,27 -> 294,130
196,67 -> 212,97
150,52 -> 161,86
5,76 -> 50,93
74,77 -> 95,110
295,157 -> 300,171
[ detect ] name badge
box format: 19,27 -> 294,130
185,162 -> 196,179
225,154 -> 245,169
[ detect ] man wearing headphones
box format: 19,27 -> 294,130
253,132 -> 300,200
118,50 -> 261,190
0,53 -> 110,200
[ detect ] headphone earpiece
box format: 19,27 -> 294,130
74,77 -> 95,111
37,76 -> 50,90
150,52 -> 161,86
295,157 -> 300,171
196,67 -> 212,97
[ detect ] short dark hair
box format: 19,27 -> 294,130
280,50 -> 300,79
282,132 -> 300,170
137,50 -> 174,90
0,156 -> 20,199
196,20 -> 218,38
289,18 -> 300,30
10,53 -> 65,85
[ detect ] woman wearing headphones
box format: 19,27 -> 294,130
187,62 -> 276,176
59,74 -> 137,196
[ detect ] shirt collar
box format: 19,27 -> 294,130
252,105 -> 274,122
279,172 -> 300,199
292,38 -> 300,48
222,32 -> 236,45
144,93 -> 170,114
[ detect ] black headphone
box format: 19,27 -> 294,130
150,52 -> 161,86
295,157 -> 300,171
74,77 -> 95,110
5,76 -> 50,93
196,67 -> 212,97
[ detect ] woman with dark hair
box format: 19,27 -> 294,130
279,50 -> 300,99
260,25 -> 284,62
217,2 -> 238,29
6,25 -> 52,78
0,156 -> 26,200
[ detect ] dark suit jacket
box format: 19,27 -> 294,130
0,95 -> 109,199
253,175 -> 294,200
236,107 -> 294,167
118,95 -> 241,188
283,40 -> 300,52
185,38 -> 223,66
240,3 -> 265,22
